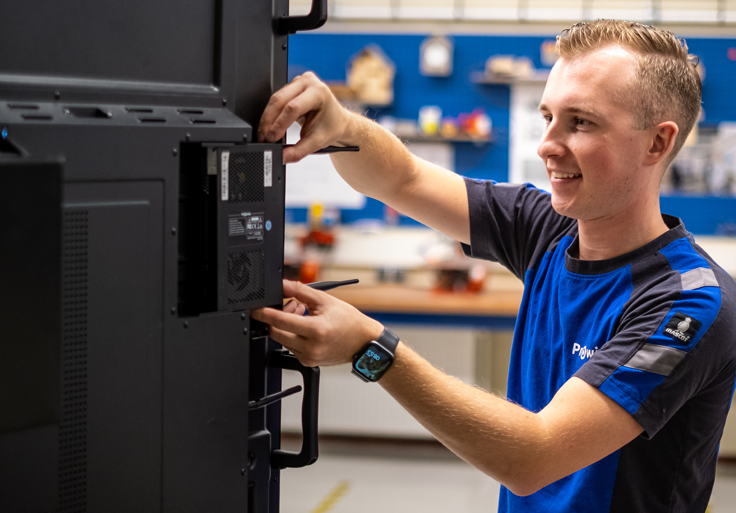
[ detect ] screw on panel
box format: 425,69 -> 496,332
243,134 -> 248,141
183,321 -> 189,329
171,227 -> 177,235
243,328 -> 248,335
241,468 -> 247,476
54,91 -> 61,100
241,313 -> 246,320
282,44 -> 287,50
172,148 -> 178,156
186,133 -> 191,141
170,307 -> 176,315
222,98 -> 228,106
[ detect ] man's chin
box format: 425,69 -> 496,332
550,197 -> 581,220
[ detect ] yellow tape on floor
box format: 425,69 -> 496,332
310,480 -> 350,513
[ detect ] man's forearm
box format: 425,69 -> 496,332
330,110 -> 419,204
330,110 -> 471,243
379,342 -> 642,496
379,342 -> 551,495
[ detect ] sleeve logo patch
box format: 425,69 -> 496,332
663,312 -> 702,344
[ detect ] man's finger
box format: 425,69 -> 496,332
258,77 -> 309,142
283,130 -> 330,164
267,325 -> 308,353
251,305 -> 315,337
266,87 -> 327,150
282,280 -> 327,309
283,300 -> 308,316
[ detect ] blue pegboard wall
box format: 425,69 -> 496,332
286,32 -> 736,234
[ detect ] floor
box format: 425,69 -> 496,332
280,436 -> 736,513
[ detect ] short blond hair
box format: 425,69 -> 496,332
556,20 -> 701,165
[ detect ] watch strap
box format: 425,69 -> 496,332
375,326 -> 400,356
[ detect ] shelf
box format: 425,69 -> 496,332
395,133 -> 492,144
471,70 -> 550,85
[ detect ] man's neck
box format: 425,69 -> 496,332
576,204 -> 669,261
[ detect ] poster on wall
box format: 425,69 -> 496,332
509,82 -> 548,190
284,123 -> 367,209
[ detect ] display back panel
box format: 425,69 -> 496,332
0,0 -> 217,87
0,160 -> 62,434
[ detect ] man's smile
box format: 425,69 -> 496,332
551,172 -> 582,179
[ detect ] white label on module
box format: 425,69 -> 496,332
264,151 -> 273,187
221,151 -> 230,201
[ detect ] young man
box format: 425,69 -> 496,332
253,20 -> 736,512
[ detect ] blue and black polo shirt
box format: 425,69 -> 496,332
462,179 -> 736,513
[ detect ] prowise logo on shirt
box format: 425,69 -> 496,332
572,343 -> 597,360
663,312 -> 702,344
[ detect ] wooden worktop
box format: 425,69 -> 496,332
327,284 -> 523,317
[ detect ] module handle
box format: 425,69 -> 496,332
270,350 -> 320,468
278,0 -> 328,35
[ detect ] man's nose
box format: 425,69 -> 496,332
537,121 -> 565,161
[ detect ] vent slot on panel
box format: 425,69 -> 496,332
227,250 -> 265,304
65,107 -> 111,119
125,107 -> 153,113
59,210 -> 89,513
7,103 -> 39,110
22,114 -> 53,121
138,117 -> 165,123
228,152 -> 265,203
191,118 -> 216,124
178,108 -> 204,115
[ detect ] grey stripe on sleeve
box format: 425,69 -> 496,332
681,267 -> 718,291
624,344 -> 687,376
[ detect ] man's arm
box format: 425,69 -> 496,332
258,72 -> 470,244
382,344 -> 642,496
252,281 -> 644,496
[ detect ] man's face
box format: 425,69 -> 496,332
538,46 -> 655,222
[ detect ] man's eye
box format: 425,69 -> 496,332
542,114 -> 552,125
574,117 -> 590,126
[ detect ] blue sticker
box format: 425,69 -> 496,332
265,220 -> 272,231
1,127 -> 7,140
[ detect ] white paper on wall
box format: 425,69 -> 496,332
284,123 -> 367,209
509,82 -> 549,190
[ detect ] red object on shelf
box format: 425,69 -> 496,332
301,230 -> 335,248
299,260 -> 320,284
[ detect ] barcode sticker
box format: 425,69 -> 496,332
264,151 -> 273,187
221,151 -> 230,201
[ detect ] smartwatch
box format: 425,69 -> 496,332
351,327 -> 400,383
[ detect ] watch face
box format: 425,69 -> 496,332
354,343 -> 393,382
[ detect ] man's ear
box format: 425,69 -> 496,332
644,121 -> 678,167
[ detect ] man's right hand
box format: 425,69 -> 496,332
258,72 -> 355,164
258,70 -> 471,244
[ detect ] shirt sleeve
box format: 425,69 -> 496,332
574,255 -> 736,438
461,178 -> 576,279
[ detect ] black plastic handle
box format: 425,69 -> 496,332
278,0 -> 328,35
270,350 -> 320,469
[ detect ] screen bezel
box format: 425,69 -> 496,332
0,0 -> 239,109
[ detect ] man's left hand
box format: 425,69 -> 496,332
251,280 -> 384,368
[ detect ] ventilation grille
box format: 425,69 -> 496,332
59,210 -> 88,513
228,152 -> 264,203
227,250 -> 265,304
